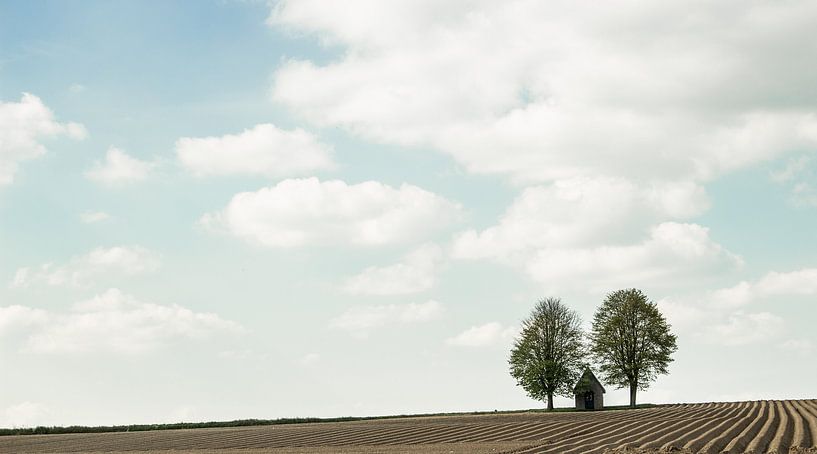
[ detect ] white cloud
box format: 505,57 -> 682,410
202,177 -> 461,248
0,288 -> 243,354
645,181 -> 711,219
711,268 -> 817,308
446,322 -> 517,347
453,178 -> 642,261
658,268 -> 817,347
269,1 -> 817,184
0,93 -> 86,186
452,177 -> 710,262
176,123 -> 335,178
0,305 -> 49,334
450,177 -> 730,291
655,297 -> 709,329
455,193 -> 740,292
709,281 -> 754,308
659,292 -> 785,347
80,211 -> 111,223
525,222 -> 741,292
85,147 -> 153,185
330,300 -> 443,337
755,269 -> 817,295
342,244 -> 443,295
11,245 -> 160,289
705,311 -> 784,346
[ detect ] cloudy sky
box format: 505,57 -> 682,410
1,0 -> 816,428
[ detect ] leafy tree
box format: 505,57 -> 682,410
509,297 -> 586,410
590,288 -> 677,408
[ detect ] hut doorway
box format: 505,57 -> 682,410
573,368 -> 606,410
584,391 -> 594,410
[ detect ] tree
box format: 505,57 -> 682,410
508,297 -> 586,410
590,288 -> 677,408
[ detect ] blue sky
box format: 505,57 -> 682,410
1,0 -> 816,427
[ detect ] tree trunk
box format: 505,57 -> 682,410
629,382 -> 637,408
547,391 -> 554,411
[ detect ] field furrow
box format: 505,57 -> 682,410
720,400 -> 769,453
534,418 -> 651,453
577,419 -> 681,454
683,401 -> 756,452
4,400 -> 817,453
790,399 -> 814,449
638,402 -> 736,449
767,399 -> 794,453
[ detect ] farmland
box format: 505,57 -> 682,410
3,400 -> 816,453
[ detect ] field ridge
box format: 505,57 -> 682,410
2,400 -> 816,453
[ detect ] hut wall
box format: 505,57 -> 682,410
574,381 -> 605,410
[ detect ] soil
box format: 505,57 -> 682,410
2,399 -> 816,454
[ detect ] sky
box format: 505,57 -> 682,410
1,0 -> 816,428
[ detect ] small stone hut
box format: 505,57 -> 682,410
573,368 -> 605,410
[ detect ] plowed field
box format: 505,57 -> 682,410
3,400 -> 817,453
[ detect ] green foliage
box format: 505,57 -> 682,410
509,297 -> 586,409
590,288 -> 677,407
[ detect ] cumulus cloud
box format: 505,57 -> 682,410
454,178 -> 642,261
711,268 -> 817,308
342,244 -> 443,295
11,245 -> 160,289
525,222 -> 742,292
453,180 -> 739,292
176,123 -> 335,178
269,1 -> 817,184
658,296 -> 785,347
446,322 -> 518,347
202,178 -> 461,248
705,311 -> 784,346
0,93 -> 86,186
452,177 -> 710,262
655,297 -> 709,329
755,269 -> 817,295
85,147 -> 154,185
0,305 -> 49,334
447,177 -> 737,292
0,289 -> 243,354
657,267 -> 817,346
330,300 -> 443,337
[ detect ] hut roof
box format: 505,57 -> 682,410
573,368 -> 606,394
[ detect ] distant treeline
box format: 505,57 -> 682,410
0,404 -> 656,436
0,418 -> 349,436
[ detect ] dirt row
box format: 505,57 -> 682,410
2,400 -> 815,453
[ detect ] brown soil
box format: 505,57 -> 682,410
2,400 -> 816,454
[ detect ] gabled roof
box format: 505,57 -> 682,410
573,368 -> 606,394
